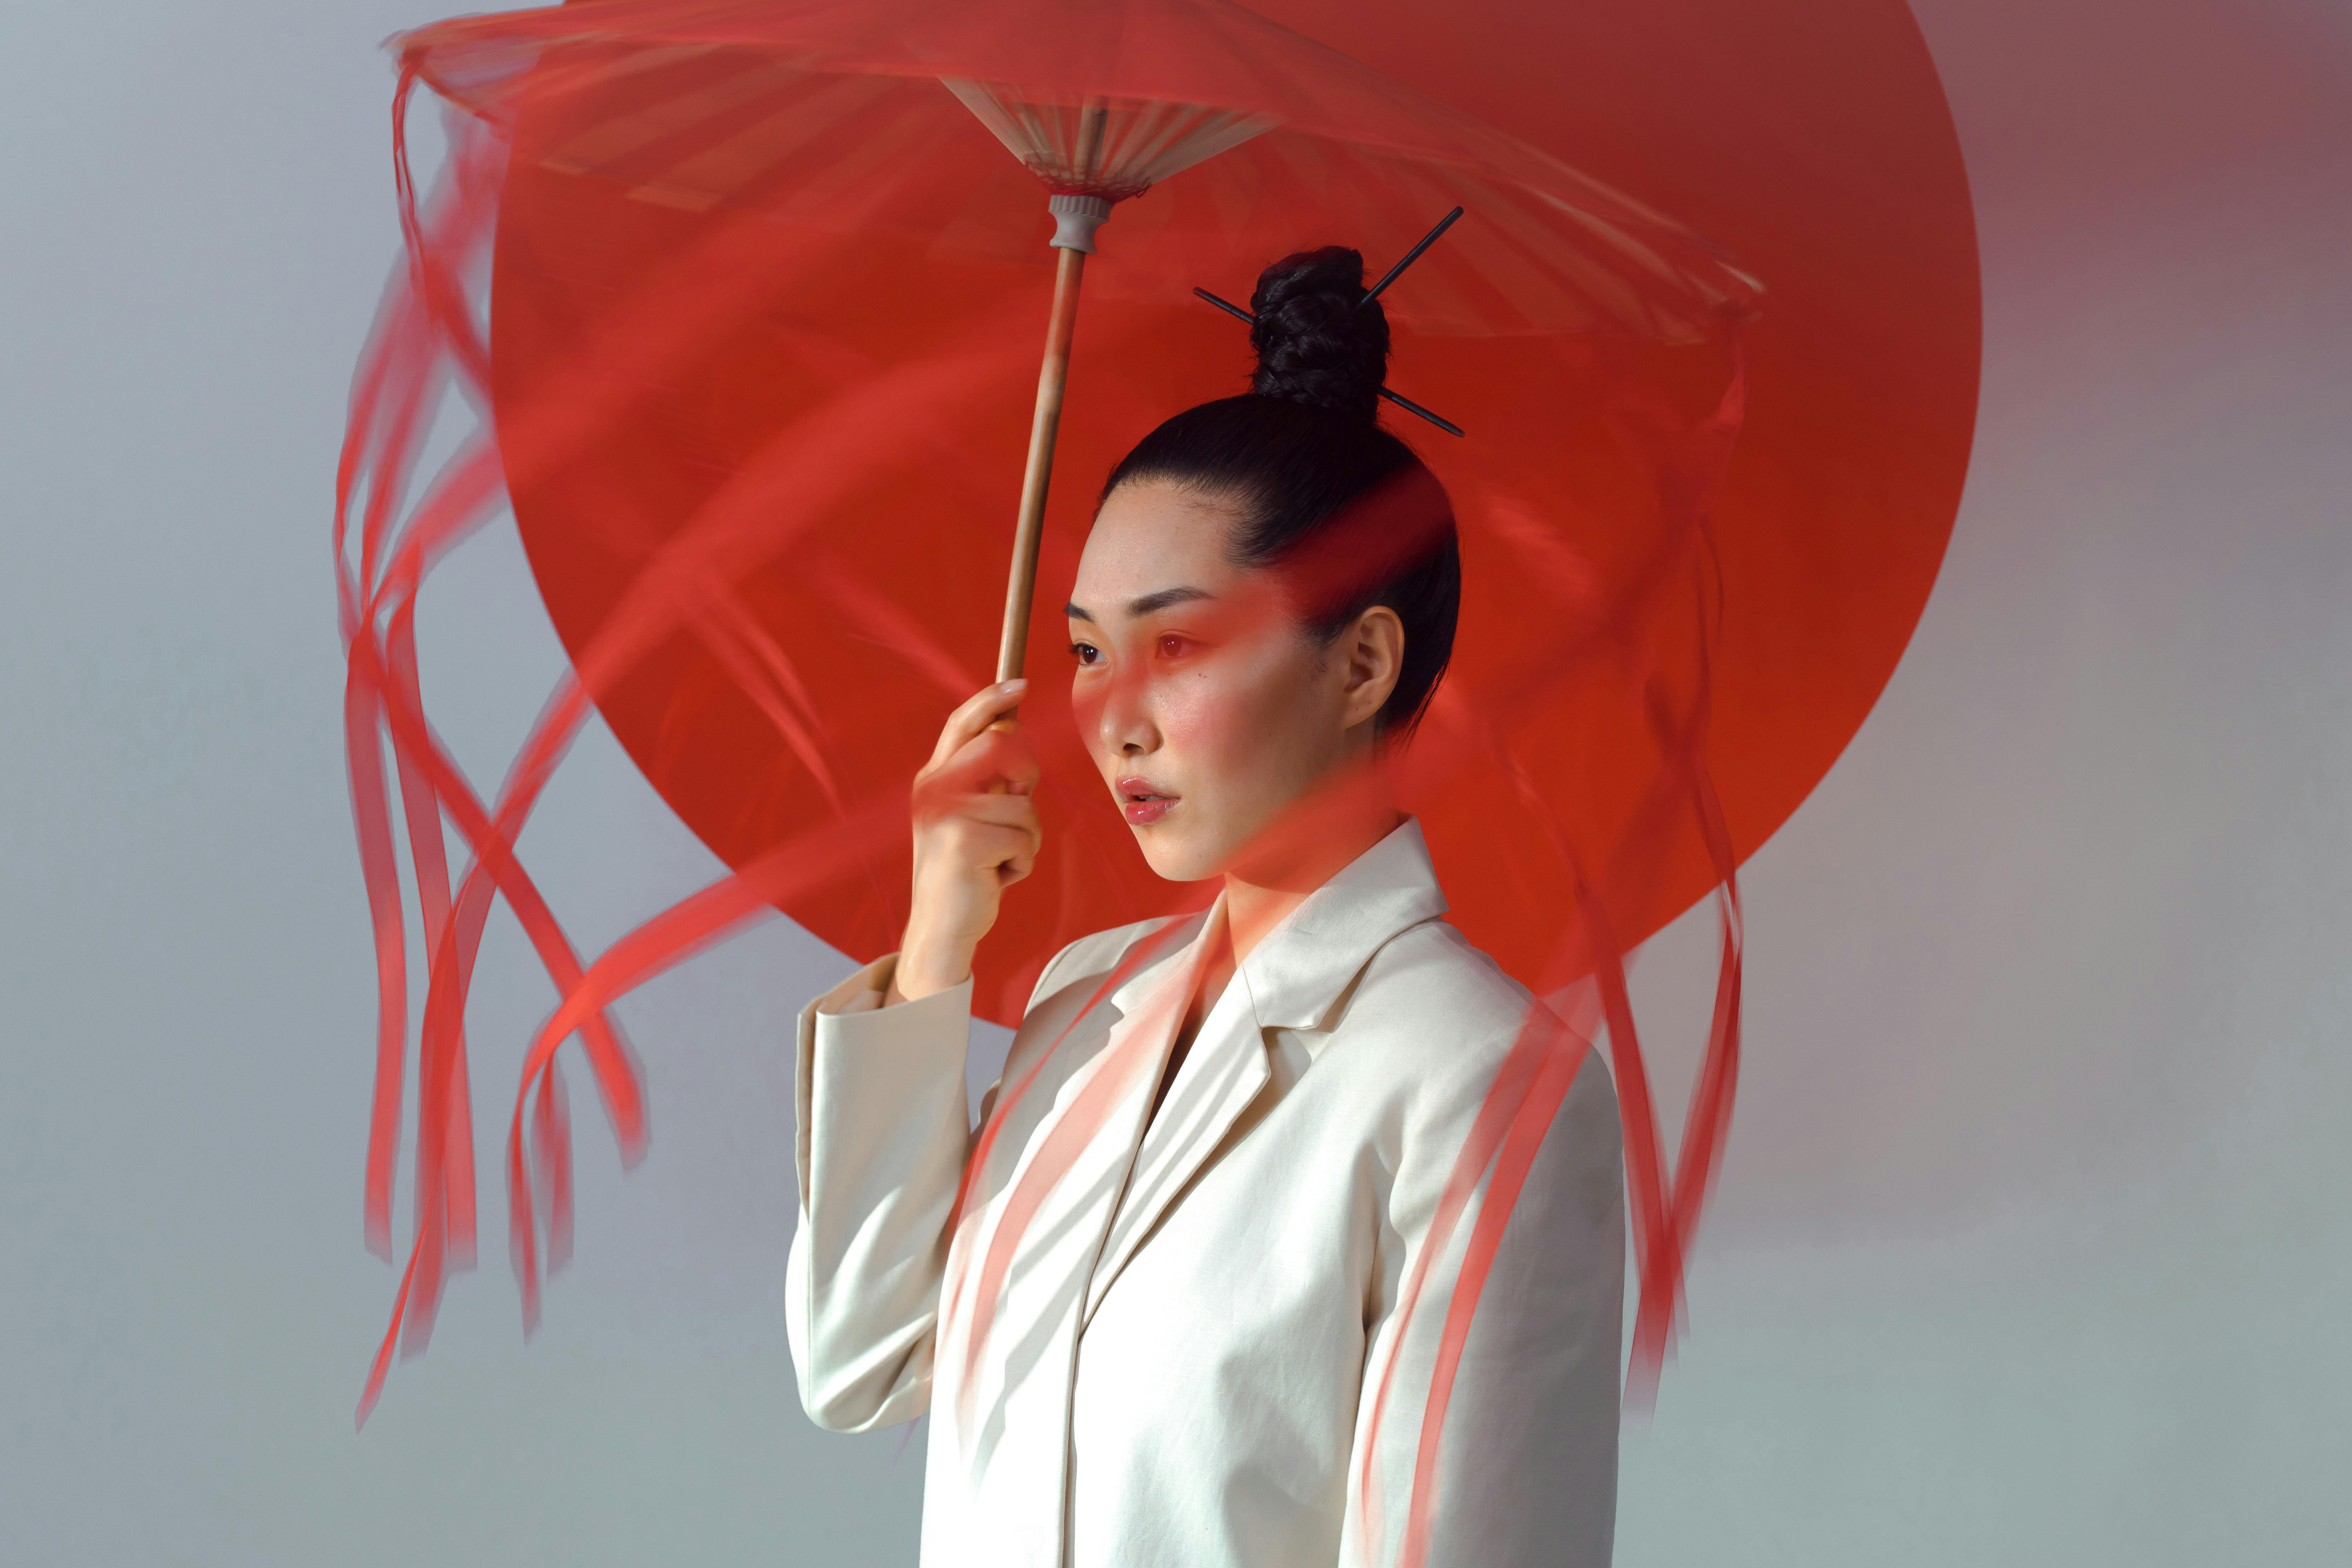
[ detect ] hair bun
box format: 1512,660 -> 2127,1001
1248,247 -> 1389,422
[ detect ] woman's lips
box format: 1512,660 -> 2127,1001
1116,776 -> 1178,827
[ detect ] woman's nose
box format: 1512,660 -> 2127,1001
1096,662 -> 1158,758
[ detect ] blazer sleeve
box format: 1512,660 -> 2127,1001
1340,1036 -> 1628,1568
784,953 -> 976,1433
784,940 -> 1093,1433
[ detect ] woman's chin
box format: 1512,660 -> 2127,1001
1131,826 -> 1227,885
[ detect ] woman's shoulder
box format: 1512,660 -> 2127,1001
1354,916 -> 1537,1044
1336,918 -> 1610,1106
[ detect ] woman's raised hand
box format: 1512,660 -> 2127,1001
891,679 -> 1043,1003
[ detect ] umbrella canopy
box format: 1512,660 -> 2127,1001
401,0 -> 1761,340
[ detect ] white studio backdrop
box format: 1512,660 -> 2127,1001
1,1 -> 2345,1563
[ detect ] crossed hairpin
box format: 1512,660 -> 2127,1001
1192,204 -> 1465,438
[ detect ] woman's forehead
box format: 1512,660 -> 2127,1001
1072,479 -> 1246,607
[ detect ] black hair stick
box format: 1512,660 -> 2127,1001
1377,387 -> 1464,437
1189,287 -> 1465,436
1192,286 -> 1257,325
1362,206 -> 1464,304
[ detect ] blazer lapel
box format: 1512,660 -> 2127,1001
1080,968 -> 1270,1328
934,913 -> 1208,1550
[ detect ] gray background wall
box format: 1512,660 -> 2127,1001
4,1 -> 2346,1562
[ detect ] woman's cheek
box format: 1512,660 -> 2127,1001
1171,661 -> 1304,830
1070,679 -> 1107,758
1150,668 -> 1246,776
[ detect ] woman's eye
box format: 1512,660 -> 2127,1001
1070,641 -> 1100,666
1156,634 -> 1191,660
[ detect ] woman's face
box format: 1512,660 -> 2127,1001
1066,478 -> 1396,882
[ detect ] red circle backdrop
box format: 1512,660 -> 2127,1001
488,0 -> 1978,1025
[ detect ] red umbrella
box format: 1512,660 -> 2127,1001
336,0 -> 1976,1516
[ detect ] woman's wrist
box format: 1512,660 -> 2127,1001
892,934 -> 973,1003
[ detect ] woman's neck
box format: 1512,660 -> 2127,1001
1219,762 -> 1404,966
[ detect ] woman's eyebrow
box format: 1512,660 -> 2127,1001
1063,586 -> 1216,624
1123,586 -> 1216,618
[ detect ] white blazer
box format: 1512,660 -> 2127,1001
786,818 -> 1624,1568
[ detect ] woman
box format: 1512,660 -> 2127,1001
785,249 -> 1626,1568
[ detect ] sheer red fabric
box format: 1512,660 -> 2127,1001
337,1 -> 1976,1554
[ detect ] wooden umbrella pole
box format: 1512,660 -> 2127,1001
995,241 -> 1089,687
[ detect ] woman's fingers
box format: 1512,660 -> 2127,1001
919,716 -> 1042,807
897,679 -> 1046,991
936,814 -> 1038,883
942,796 -> 1042,863
961,724 -> 1043,795
928,679 -> 1028,770
949,792 -> 1040,832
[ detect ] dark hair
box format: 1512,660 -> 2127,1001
1099,246 -> 1461,738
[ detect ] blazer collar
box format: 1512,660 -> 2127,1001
1098,819 -> 1446,1031
1237,815 -> 1449,1032
1105,906 -> 1214,1022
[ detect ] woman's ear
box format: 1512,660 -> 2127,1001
1338,605 -> 1405,731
